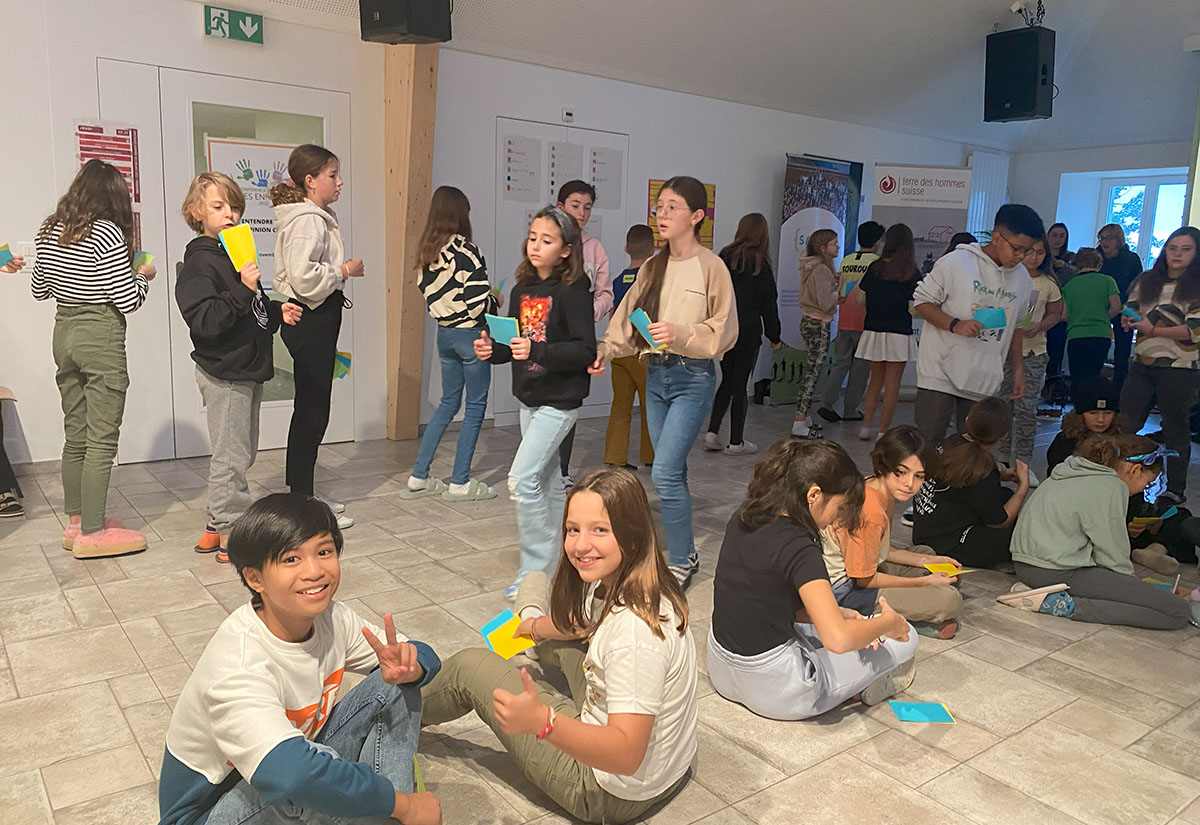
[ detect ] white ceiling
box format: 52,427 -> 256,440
445,0 -> 1200,154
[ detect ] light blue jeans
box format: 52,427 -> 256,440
412,325 -> 491,485
203,670 -> 421,824
509,404 -> 579,578
646,356 -> 717,567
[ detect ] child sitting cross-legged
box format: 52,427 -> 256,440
421,467 -> 697,824
158,493 -> 442,825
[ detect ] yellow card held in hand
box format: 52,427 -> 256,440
481,609 -> 535,660
219,224 -> 258,271
924,563 -> 976,576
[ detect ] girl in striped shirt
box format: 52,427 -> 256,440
31,159 -> 156,558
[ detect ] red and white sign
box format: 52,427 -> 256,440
874,164 -> 971,210
74,120 -> 142,247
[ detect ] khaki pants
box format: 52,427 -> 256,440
876,560 -> 963,623
53,304 -> 129,533
604,355 -> 654,466
421,644 -> 685,823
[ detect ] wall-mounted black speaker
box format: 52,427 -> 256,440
360,0 -> 451,44
984,26 -> 1054,122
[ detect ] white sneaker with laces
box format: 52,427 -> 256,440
703,432 -> 722,451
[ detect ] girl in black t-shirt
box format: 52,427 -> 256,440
707,439 -> 918,721
911,397 -> 1031,568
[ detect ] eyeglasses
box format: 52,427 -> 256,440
996,230 -> 1034,258
1125,445 -> 1179,466
655,203 -> 691,217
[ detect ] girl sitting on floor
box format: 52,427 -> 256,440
825,426 -> 964,639
911,397 -> 1030,568
1005,434 -> 1196,629
707,439 -> 917,721
421,467 -> 696,824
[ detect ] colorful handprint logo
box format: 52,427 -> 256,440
271,161 -> 287,184
234,159 -> 271,188
236,159 -> 254,182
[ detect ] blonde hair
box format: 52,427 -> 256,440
181,173 -> 246,233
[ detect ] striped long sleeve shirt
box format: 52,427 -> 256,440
417,235 -> 498,328
31,220 -> 149,313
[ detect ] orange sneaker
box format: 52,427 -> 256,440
195,525 -> 222,554
72,527 -> 148,559
61,517 -> 126,551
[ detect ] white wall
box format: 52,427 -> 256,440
1009,140 -> 1193,228
0,1 -> 389,464
423,49 -> 989,422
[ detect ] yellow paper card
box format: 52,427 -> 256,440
219,224 -> 258,271
924,563 -> 977,576
482,610 -> 535,660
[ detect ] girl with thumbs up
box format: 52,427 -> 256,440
420,468 -> 697,824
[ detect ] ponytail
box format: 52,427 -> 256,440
269,143 -> 338,207
932,397 -> 1009,488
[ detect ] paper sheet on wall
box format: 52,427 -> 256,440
502,135 -> 542,203
590,147 -> 623,209
548,141 -> 584,201
75,120 -> 142,248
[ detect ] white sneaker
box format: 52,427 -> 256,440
858,427 -> 871,441
317,495 -> 346,514
724,440 -> 758,455
791,418 -> 811,438
703,431 -> 723,451
1027,468 -> 1040,488
336,513 -> 354,530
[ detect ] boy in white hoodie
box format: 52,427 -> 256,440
912,204 -> 1043,444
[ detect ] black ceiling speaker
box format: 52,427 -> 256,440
360,0 -> 451,44
984,26 -> 1055,122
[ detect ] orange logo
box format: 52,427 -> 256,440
284,668 -> 344,738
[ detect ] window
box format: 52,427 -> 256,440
1098,175 -> 1188,267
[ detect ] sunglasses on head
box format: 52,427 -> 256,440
1124,445 -> 1179,466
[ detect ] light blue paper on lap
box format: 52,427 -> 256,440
973,307 -> 1007,330
888,700 -> 955,724
485,313 -> 520,344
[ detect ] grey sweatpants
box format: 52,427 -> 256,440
818,329 -> 870,415
706,622 -> 917,721
196,366 -> 263,532
1014,562 -> 1189,629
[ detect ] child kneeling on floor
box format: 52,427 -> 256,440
708,439 -> 918,721
1005,435 -> 1197,629
421,468 -> 697,824
825,426 -> 964,639
158,493 -> 442,825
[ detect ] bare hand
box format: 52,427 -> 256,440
281,303 -> 303,325
361,613 -> 424,685
922,572 -> 959,586
648,321 -> 677,346
509,337 -> 531,360
138,264 -> 158,282
343,258 -> 365,278
493,668 -> 546,736
515,617 -> 537,639
474,331 -> 493,360
240,262 -> 261,291
587,355 -> 607,376
1,254 -> 26,274
392,792 -> 442,825
1010,371 -> 1025,400
878,596 -> 910,643
1127,521 -> 1148,538
1014,459 -> 1030,487
770,340 -> 782,350
954,319 -> 983,337
839,607 -> 866,621
929,555 -> 962,569
1130,318 -> 1153,336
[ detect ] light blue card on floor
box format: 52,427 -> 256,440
973,307 -> 1007,330
888,700 -> 955,724
485,313 -> 520,344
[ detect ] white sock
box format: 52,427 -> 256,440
407,475 -> 428,491
448,481 -> 471,496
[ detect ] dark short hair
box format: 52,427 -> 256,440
557,180 -> 596,205
857,221 -> 885,248
871,425 -> 937,479
993,204 -> 1045,241
625,224 -> 655,259
228,493 -> 343,605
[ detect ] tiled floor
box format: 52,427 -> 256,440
2,401 -> 1199,825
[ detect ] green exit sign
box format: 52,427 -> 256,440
204,5 -> 264,44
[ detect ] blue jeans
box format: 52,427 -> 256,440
509,404 -> 579,578
204,670 -> 421,824
412,325 -> 491,485
646,356 -> 716,567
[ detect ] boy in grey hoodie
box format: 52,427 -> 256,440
1006,434 -> 1193,629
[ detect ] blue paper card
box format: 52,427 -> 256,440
973,307 -> 1007,330
0,245 -> 14,268
485,313 -> 520,344
888,701 -> 955,724
1121,306 -> 1142,322
480,609 -> 516,648
629,307 -> 666,350
842,279 -> 859,297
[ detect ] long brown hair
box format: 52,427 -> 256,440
719,212 -> 771,276
1128,226 -> 1200,308
417,186 -> 472,268
806,228 -> 838,272
934,397 -> 1009,487
38,160 -> 134,260
635,176 -> 709,327
269,144 -> 338,206
514,206 -> 584,286
549,468 -> 688,640
740,439 -> 864,540
877,223 -> 917,281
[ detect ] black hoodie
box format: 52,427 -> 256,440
489,273 -> 595,409
176,235 -> 282,383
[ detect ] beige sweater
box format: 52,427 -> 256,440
798,255 -> 838,321
600,247 -> 738,361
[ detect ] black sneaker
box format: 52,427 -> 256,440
842,411 -> 864,422
668,554 -> 700,590
0,491 -> 22,518
817,407 -> 841,423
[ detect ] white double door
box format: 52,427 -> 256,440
98,60 -> 354,460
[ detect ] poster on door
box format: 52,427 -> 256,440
648,179 -> 715,249
871,164 -> 972,275
205,137 -> 297,286
75,119 -> 142,248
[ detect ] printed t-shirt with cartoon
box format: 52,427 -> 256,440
911,438 -> 1009,547
1018,271 -> 1063,356
1060,271 -> 1119,340
912,243 -> 1032,399
1127,280 -> 1200,369
580,583 -> 698,800
158,601 -> 440,825
835,251 -> 879,332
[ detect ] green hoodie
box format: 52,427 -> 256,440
1011,456 -> 1134,575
